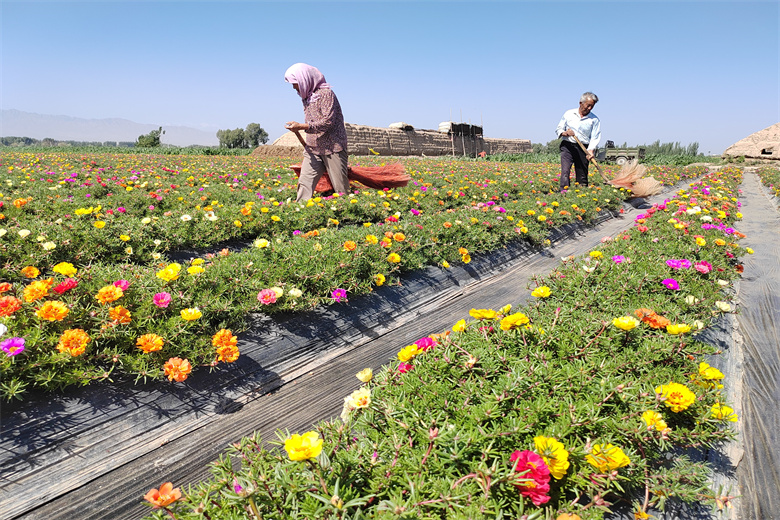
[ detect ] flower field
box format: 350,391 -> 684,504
0,151 -> 704,398
136,165 -> 751,519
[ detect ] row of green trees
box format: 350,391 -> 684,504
216,123 -> 269,149
531,139 -> 701,156
1,136 -> 135,148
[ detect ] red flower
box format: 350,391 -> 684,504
510,450 -> 551,506
398,362 -> 413,373
53,278 -> 79,294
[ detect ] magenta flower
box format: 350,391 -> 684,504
1,337 -> 25,357
414,336 -> 436,351
398,362 -> 413,373
662,278 -> 680,290
153,292 -> 172,308
510,450 -> 551,506
331,288 -> 348,303
114,279 -> 130,291
612,255 -> 626,264
410,208 -> 420,216
257,289 -> 277,305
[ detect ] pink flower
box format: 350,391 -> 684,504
694,261 -> 713,274
153,292 -> 172,308
398,362 -> 413,373
1,337 -> 25,357
662,278 -> 680,290
510,450 -> 551,506
414,336 -> 436,351
331,288 -> 348,303
257,289 -> 277,305
53,278 -> 79,294
114,279 -> 130,291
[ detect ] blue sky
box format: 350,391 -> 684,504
2,0 -> 778,154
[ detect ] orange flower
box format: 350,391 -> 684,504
634,308 -> 672,329
143,482 -> 182,508
458,247 -> 469,255
0,282 -> 12,294
23,277 -> 55,303
13,198 -> 29,208
212,329 -> 237,348
164,357 -> 192,382
0,295 -> 22,317
393,232 -> 406,242
21,266 -> 40,278
109,305 -> 132,324
136,334 -> 164,353
343,240 -> 357,251
57,329 -> 90,356
36,300 -> 69,321
95,285 -> 123,304
443,222 -> 452,228
216,344 -> 240,363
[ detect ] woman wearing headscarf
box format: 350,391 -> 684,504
284,63 -> 349,202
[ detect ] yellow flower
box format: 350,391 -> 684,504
254,238 -> 270,248
745,247 -> 754,254
119,234 -> 130,241
641,410 -> 668,432
452,319 -> 467,332
590,251 -> 603,259
187,265 -> 205,275
397,344 -> 420,362
93,221 -> 106,229
53,262 -> 77,277
714,301 -> 731,312
233,220 -> 242,228
655,382 -> 696,412
271,215 -> 281,222
365,234 -> 379,245
711,403 -> 738,422
500,312 -> 530,330
156,263 -> 182,282
356,368 -> 373,383
612,316 -> 640,331
499,304 -> 512,315
441,260 -> 450,268
469,308 -> 497,320
387,252 -> 401,263
714,238 -> 726,246
666,323 -> 691,335
42,241 -> 56,251
284,431 -> 323,461
373,273 -> 386,286
698,362 -> 724,381
461,253 -> 471,264
531,286 -> 551,298
695,236 -> 706,246
586,443 -> 631,472
181,308 -> 202,321
534,436 -> 570,479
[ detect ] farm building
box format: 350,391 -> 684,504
271,122 -> 532,157
723,122 -> 780,161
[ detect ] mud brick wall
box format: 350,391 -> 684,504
271,124 -> 532,157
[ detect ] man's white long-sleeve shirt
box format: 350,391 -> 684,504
556,109 -> 601,151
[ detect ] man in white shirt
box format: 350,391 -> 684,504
556,92 -> 601,190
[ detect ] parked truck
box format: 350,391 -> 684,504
597,141 -> 646,165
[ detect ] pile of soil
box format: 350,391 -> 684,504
251,145 -> 303,158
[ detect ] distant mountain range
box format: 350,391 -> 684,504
1,109 -> 219,147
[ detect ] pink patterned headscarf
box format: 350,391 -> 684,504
284,63 -> 331,102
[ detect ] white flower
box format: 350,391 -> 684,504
204,211 -> 218,221
0,323 -> 7,336
715,301 -> 732,312
684,295 -> 699,305
153,239 -> 162,246
693,320 -> 705,330
36,235 -> 46,242
0,229 -> 6,238
18,229 -> 31,238
288,288 -> 303,298
700,215 -> 713,222
42,241 -> 56,251
151,252 -> 162,260
685,206 -> 702,215
717,280 -> 730,287
583,265 -> 596,273
180,214 -> 192,222
141,217 -> 152,225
